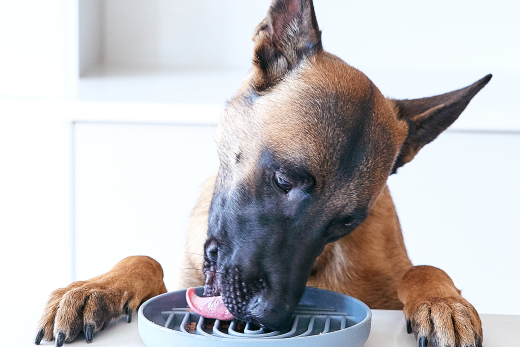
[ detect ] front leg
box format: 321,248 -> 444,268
398,265 -> 482,347
35,256 -> 167,345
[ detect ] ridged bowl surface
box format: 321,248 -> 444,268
138,287 -> 371,347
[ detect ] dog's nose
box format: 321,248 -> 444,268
250,295 -> 293,330
205,241 -> 219,262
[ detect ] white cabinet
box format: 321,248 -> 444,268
388,131 -> 520,315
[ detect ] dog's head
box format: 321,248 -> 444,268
202,0 -> 490,329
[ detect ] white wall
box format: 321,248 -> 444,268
0,0 -> 77,97
315,0 -> 520,74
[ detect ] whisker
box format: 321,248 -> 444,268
183,268 -> 228,277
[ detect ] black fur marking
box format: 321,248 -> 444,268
391,74 -> 492,173
252,0 -> 322,91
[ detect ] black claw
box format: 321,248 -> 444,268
406,319 -> 412,334
126,308 -> 133,323
85,324 -> 94,343
418,336 -> 428,347
55,331 -> 65,347
34,329 -> 44,345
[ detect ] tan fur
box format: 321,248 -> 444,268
36,2 -> 488,346
308,185 -> 412,309
35,62 -> 486,347
399,266 -> 482,346
36,256 -> 166,343
173,45 -> 486,345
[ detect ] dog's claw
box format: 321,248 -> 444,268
34,329 -> 44,345
406,319 -> 412,334
418,336 -> 427,347
85,324 -> 94,343
126,307 -> 133,323
55,331 -> 65,347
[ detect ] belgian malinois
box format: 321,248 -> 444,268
35,1 -> 491,346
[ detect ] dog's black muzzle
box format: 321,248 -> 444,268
204,197 -> 327,329
202,241 -> 316,330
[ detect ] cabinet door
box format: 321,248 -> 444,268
74,123 -> 219,289
387,131 -> 520,315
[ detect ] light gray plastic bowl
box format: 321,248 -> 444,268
138,287 -> 371,347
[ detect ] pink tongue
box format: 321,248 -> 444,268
186,288 -> 235,320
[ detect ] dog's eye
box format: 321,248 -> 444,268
274,172 -> 293,193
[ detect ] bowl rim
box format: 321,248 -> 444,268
138,286 -> 372,342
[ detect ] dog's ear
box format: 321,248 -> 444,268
252,0 -> 322,91
391,74 -> 492,174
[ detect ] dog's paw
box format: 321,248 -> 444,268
34,256 -> 166,345
34,281 -> 133,346
404,296 -> 482,347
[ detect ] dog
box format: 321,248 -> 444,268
35,1 -> 491,346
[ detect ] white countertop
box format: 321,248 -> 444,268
13,299 -> 519,347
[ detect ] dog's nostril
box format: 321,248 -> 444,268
206,242 -> 218,262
